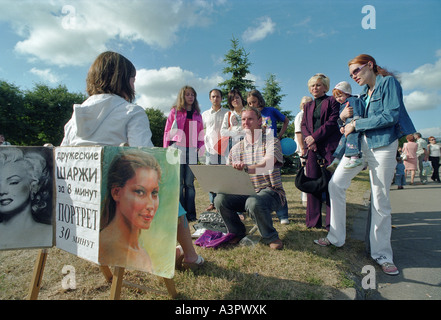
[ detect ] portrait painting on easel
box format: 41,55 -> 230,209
0,146 -> 54,250
99,147 -> 179,279
55,146 -> 179,279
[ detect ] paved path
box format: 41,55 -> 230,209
352,176 -> 441,300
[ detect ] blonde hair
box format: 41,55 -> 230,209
300,96 -> 312,110
307,73 -> 330,92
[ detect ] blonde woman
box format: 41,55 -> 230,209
301,74 -> 340,230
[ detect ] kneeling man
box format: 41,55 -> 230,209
214,106 -> 285,250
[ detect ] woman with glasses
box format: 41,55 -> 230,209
314,54 -> 415,276
428,136 -> 440,182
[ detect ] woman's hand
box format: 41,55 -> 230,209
305,135 -> 315,147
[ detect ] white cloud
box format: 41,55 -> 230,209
243,17 -> 275,43
29,68 -> 60,84
134,67 -> 224,113
400,53 -> 441,112
403,91 -> 441,111
419,126 -> 441,138
0,0 -> 218,67
400,56 -> 441,91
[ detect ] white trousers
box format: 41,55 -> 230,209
328,136 -> 398,265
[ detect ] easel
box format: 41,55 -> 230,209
27,249 -> 177,300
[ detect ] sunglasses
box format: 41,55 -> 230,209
350,63 -> 368,79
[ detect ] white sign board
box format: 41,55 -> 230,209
55,147 -> 102,263
189,165 -> 256,195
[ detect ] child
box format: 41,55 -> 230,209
395,156 -> 406,189
327,81 -> 365,171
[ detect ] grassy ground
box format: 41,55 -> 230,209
0,171 -> 373,300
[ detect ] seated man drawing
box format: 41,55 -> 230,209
214,106 -> 285,250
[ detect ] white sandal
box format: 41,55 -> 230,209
182,255 -> 205,270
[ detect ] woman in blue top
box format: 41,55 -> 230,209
314,54 -> 415,276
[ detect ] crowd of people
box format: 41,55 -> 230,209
4,50 -> 440,278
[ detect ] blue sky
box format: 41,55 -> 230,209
1,0 -> 440,137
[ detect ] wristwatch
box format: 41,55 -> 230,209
243,164 -> 249,173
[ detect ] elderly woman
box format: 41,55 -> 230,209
315,54 -> 415,276
301,74 -> 341,229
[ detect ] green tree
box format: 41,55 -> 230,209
22,84 -> 86,146
0,80 -> 25,144
262,73 -> 294,138
145,107 -> 167,147
218,36 -> 255,103
262,73 -> 286,110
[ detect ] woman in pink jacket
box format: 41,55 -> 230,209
163,86 -> 204,221
402,134 -> 418,184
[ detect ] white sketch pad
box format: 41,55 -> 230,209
189,165 -> 256,196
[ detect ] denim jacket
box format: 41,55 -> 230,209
355,75 -> 415,149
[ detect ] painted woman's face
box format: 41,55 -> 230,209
112,167 -> 159,230
0,161 -> 32,215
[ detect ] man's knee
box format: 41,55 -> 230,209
214,193 -> 226,209
245,196 -> 266,215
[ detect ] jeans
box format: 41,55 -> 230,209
429,156 -> 440,181
214,188 -> 282,244
180,163 -> 196,220
333,131 -> 362,159
205,151 -> 226,204
275,201 -> 288,220
327,136 -> 398,265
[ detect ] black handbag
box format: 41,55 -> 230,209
295,152 -> 331,195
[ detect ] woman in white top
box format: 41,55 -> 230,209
220,89 -> 246,160
61,51 -> 153,147
428,136 -> 440,182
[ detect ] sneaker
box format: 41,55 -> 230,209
326,158 -> 340,172
381,262 -> 399,276
280,218 -> 290,225
344,158 -> 362,169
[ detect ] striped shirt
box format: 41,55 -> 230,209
229,131 -> 286,205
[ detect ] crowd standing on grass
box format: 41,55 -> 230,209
3,50 -> 425,278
